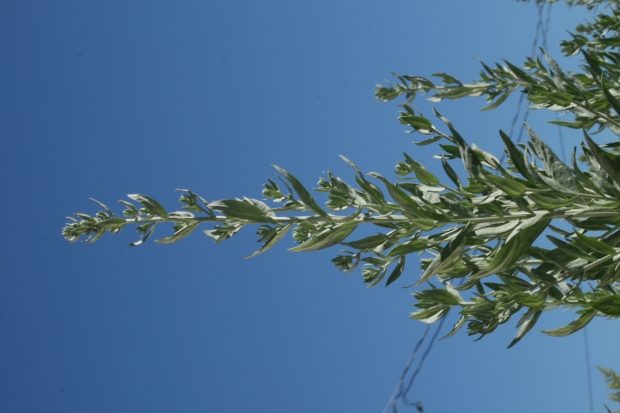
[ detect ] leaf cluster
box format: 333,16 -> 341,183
600,366 -> 620,412
516,0 -> 619,10
376,6 -> 620,137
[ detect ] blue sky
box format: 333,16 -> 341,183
1,1 -> 618,412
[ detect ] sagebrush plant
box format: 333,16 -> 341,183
63,0 -> 619,347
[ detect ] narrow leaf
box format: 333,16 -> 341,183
481,91 -> 511,111
434,108 -> 481,178
441,153 -> 462,189
208,199 -> 278,224
130,223 -> 156,246
414,225 -> 470,286
403,153 -> 440,186
601,74 -> 620,117
541,308 -> 597,337
244,223 -> 292,258
155,222 -> 200,244
400,114 -> 433,132
410,306 -> 450,324
572,148 -> 603,195
504,60 -> 535,84
473,221 -> 519,237
385,256 -> 406,286
388,240 -> 429,257
441,315 -> 467,339
545,92 -> 573,107
342,234 -> 388,250
474,218 -> 550,279
369,173 -> 426,217
90,198 -> 114,217
127,194 -> 169,218
482,170 -> 527,197
414,136 -> 443,146
574,231 -> 617,255
289,221 -> 358,252
507,309 -> 542,348
548,120 -> 591,129
273,166 -> 332,221
97,217 -> 127,230
583,131 -> 620,188
528,192 -> 577,210
526,125 -> 578,191
547,235 -> 596,261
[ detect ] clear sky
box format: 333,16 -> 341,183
1,1 -> 617,412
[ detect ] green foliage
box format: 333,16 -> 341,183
600,366 -> 620,412
516,0 -> 619,9
63,0 -> 620,346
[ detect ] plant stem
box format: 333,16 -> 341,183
122,209 -> 620,226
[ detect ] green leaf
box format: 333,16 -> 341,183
441,154 -> 463,189
527,95 -> 550,104
155,222 -> 200,244
244,223 -> 292,258
369,173 -> 427,217
581,49 -> 603,78
440,196 -> 473,218
541,308 -> 597,337
97,217 -> 127,230
208,199 -> 278,224
413,225 -> 470,286
342,234 -> 388,250
410,305 -> 450,324
572,148 -> 604,196
583,131 -> 620,188
574,231 -> 617,255
474,217 -> 550,279
434,109 -> 482,178
528,192 -> 577,210
403,153 -> 440,186
507,308 -> 542,349
420,288 -> 461,305
203,223 -> 243,244
526,125 -> 578,192
601,74 -> 620,117
414,136 -> 443,146
542,48 -> 565,77
127,194 -> 169,218
548,119 -> 593,129
400,114 -> 433,133
481,90 -> 511,111
410,218 -> 437,231
385,256 -> 406,286
439,144 -> 461,159
90,198 -> 114,217
118,200 -> 140,217
441,314 -> 467,339
289,221 -> 359,252
431,72 -> 462,85
482,170 -> 527,197
130,223 -> 156,246
545,92 -> 573,107
547,235 -> 596,261
590,295 -> 620,316
273,166 -> 332,221
388,240 -> 429,257
472,143 -> 500,168
504,60 -> 534,83
339,155 -> 362,174
473,221 -> 519,237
